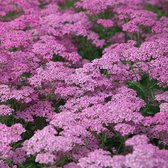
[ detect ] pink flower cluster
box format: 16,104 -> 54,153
0,0 -> 168,167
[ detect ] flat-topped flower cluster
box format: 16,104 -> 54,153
0,0 -> 168,167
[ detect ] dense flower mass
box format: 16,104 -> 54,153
0,0 -> 168,167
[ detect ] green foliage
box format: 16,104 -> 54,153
99,132 -> 129,155
0,158 -> 14,168
19,72 -> 32,86
0,11 -> 22,22
0,99 -> 24,126
150,138 -> 168,150
52,54 -> 65,62
53,99 -> 65,113
104,136 -> 126,154
55,156 -> 72,167
11,140 -> 23,149
91,10 -> 121,44
144,5 -> 168,18
93,26 -> 121,41
59,0 -> 78,9
21,124 -> 34,140
21,73 -> 31,78
127,74 -> 160,116
100,69 -> 111,78
18,156 -> 42,168
73,36 -> 103,61
89,10 -> 114,21
8,46 -> 20,52
0,115 -> 16,126
21,117 -> 48,140
33,117 -> 48,130
6,99 -> 24,112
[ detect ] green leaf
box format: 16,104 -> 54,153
126,74 -> 160,116
55,156 -> 72,167
59,0 -> 78,9
73,36 -> 103,61
18,156 -> 42,168
52,54 -> 65,62
144,5 -> 168,18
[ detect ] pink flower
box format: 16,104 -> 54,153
97,19 -> 114,28
0,105 -> 13,116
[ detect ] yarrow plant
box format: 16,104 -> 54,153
0,0 -> 168,167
